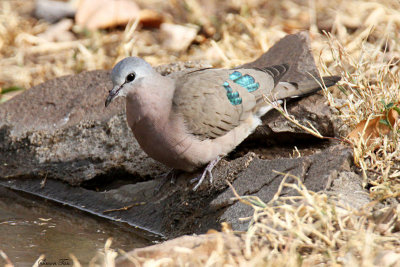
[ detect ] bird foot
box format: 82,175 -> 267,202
191,156 -> 221,191
154,169 -> 181,194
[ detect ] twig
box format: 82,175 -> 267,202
103,202 -> 146,213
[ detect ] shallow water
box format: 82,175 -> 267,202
0,187 -> 156,266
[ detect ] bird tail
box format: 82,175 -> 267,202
272,75 -> 341,100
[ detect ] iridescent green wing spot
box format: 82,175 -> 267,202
229,71 -> 260,92
223,81 -> 242,105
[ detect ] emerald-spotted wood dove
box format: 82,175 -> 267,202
105,57 -> 340,190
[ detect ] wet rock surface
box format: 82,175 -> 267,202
0,187 -> 154,266
0,32 -> 366,238
0,144 -> 357,238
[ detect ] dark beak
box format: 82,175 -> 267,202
105,85 -> 121,107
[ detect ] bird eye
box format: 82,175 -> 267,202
125,72 -> 136,83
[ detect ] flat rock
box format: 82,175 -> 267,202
212,144 -> 353,231
0,144 -> 356,238
328,171 -> 371,209
241,31 -> 319,83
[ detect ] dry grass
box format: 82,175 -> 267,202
318,12 -> 400,200
241,174 -> 400,266
83,175 -> 400,266
1,0 -> 400,266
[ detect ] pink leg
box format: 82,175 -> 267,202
191,156 -> 221,191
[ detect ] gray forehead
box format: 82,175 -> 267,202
111,57 -> 154,85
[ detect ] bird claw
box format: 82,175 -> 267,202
191,156 -> 221,191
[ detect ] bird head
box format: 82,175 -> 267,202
105,57 -> 155,107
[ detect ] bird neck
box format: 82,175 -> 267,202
125,76 -> 175,128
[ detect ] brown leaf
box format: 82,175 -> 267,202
139,9 -> 164,28
76,0 -> 142,30
160,23 -> 199,51
347,106 -> 399,147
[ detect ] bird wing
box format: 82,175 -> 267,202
170,65 -> 289,140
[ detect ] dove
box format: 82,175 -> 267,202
105,57 -> 340,190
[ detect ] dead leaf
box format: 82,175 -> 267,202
76,0 -> 141,30
139,9 -> 164,28
347,106 -> 399,148
160,23 -> 199,52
